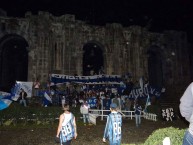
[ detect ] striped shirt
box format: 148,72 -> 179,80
103,112 -> 122,144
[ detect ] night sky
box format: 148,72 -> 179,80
1,0 -> 193,41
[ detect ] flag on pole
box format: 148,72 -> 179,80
11,82 -> 22,101
0,93 -> 12,110
146,95 -> 151,106
11,81 -> 33,101
139,77 -> 144,93
144,94 -> 151,112
0,81 -> 33,110
43,91 -> 52,107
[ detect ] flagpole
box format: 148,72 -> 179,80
144,84 -> 150,112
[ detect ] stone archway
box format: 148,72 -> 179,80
0,34 -> 29,92
83,42 -> 104,76
147,45 -> 163,88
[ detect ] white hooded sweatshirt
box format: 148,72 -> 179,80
179,82 -> 193,135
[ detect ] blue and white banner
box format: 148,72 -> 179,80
43,91 -> 52,107
50,74 -> 122,85
87,97 -> 112,110
0,81 -> 33,110
0,99 -> 12,110
0,91 -> 11,97
44,92 -> 52,103
0,92 -> 12,110
128,85 -> 161,99
11,81 -> 33,101
87,97 -> 97,108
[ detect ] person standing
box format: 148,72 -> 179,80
103,103 -> 122,145
112,95 -> 121,110
18,88 -> 27,107
56,104 -> 77,145
80,100 -> 91,125
96,96 -> 102,110
33,79 -> 40,97
61,95 -> 66,108
179,82 -> 193,145
134,99 -> 142,127
124,98 -> 131,117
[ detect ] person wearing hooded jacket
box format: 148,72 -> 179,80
179,82 -> 193,145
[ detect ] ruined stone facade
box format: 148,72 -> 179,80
0,11 -> 192,99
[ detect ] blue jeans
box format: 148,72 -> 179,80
34,88 -> 39,97
135,114 -> 141,127
183,130 -> 193,145
20,99 -> 27,107
83,114 -> 90,124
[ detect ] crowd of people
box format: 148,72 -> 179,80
16,78 -> 147,145
53,80 -> 193,145
17,77 -> 147,112
27,78 -> 129,106
14,77 -> 193,145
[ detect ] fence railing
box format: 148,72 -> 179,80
143,112 -> 157,121
89,109 -> 157,121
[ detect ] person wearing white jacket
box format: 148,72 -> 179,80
179,82 -> 193,145
80,100 -> 90,125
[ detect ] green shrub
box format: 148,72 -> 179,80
143,127 -> 186,145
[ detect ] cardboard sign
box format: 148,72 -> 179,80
162,108 -> 175,121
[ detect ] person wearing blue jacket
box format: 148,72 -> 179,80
103,103 -> 122,145
180,82 -> 193,145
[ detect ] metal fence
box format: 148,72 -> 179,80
89,109 -> 157,121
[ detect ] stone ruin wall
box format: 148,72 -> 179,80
0,11 -> 191,99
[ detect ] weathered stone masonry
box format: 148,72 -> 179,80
0,11 -> 192,99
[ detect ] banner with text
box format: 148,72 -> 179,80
128,85 -> 161,99
50,74 -> 122,85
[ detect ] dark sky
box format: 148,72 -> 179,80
1,0 -> 193,41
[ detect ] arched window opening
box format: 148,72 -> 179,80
83,43 -> 104,76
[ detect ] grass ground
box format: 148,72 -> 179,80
0,116 -> 188,145
0,102 -> 188,145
